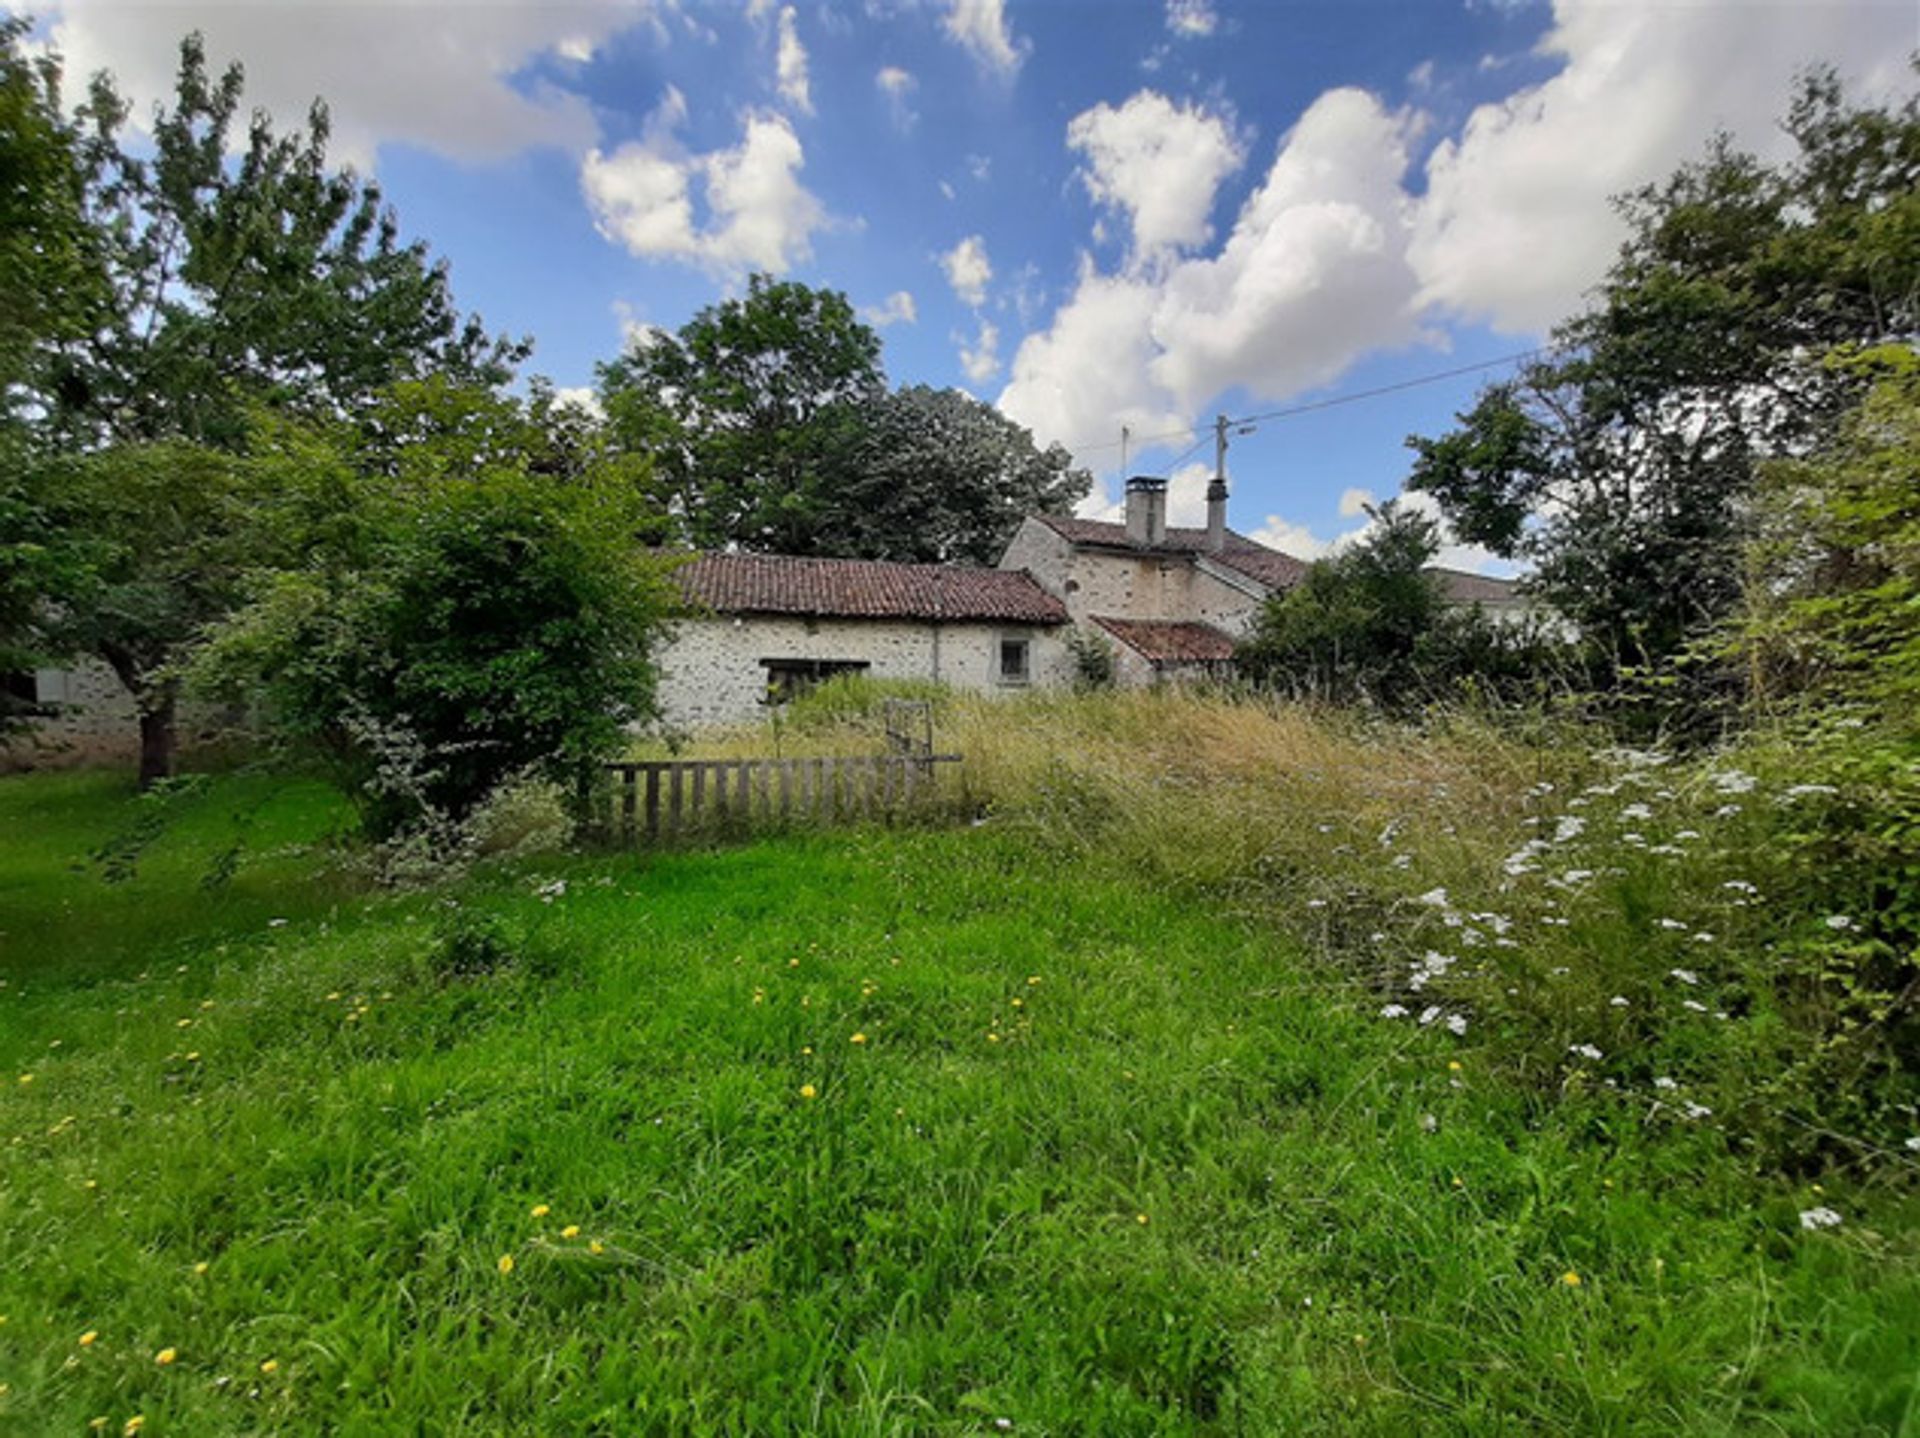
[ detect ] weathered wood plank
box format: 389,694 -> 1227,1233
645,766 -> 660,844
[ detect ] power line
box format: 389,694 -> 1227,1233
1077,344 -> 1555,462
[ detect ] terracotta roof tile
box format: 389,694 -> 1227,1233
1427,567 -> 1521,604
676,552 -> 1068,624
1031,515 -> 1310,590
1091,616 -> 1238,664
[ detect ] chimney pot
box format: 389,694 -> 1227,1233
1124,475 -> 1168,547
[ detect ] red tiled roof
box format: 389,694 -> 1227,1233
1030,515 -> 1310,591
1427,567 -> 1521,604
1091,616 -> 1237,664
676,552 -> 1069,624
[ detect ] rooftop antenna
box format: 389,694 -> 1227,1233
1118,424 -> 1130,490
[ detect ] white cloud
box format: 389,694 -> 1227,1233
941,234 -> 994,307
1249,490 -> 1512,573
862,290 -> 919,327
1165,0 -> 1218,37
943,0 -> 1026,77
553,386 -> 605,419
875,65 -> 917,128
1409,0 -> 1913,333
958,319 -> 1001,383
582,93 -> 827,275
1067,91 -> 1243,264
775,6 -> 812,114
1002,88 -> 1424,455
33,0 -> 658,171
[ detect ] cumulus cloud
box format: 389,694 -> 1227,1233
31,0 -> 660,170
941,234 -> 994,307
1002,88 -> 1423,454
1067,91 -> 1243,264
775,6 -> 812,114
958,319 -> 1001,384
943,0 -> 1026,77
1004,1 -> 1910,471
1409,0 -> 1913,332
1249,489 -> 1512,573
1165,0 -> 1218,37
862,290 -> 919,327
581,90 -> 826,274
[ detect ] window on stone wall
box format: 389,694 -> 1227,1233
998,636 -> 1031,685
760,658 -> 870,706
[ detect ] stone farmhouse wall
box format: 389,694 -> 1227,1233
3,662 -> 239,772
654,614 -> 1074,732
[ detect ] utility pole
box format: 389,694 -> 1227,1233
1206,412 -> 1230,552
1119,424 -> 1130,485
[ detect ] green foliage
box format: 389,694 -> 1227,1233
2,764 -> 1917,1434
843,385 -> 1091,563
1236,501 -> 1565,708
600,274 -> 884,554
600,277 -> 1089,560
193,387 -> 679,840
1408,67 -> 1920,687
1066,625 -> 1118,690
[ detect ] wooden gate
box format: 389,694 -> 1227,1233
602,752 -> 961,845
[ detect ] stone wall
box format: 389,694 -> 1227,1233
653,615 -> 1074,731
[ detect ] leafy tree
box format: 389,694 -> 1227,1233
600,274 -> 883,555
193,386 -> 678,841
841,385 -> 1090,563
1407,68 -> 1920,685
5,32 -> 524,782
1237,502 -> 1448,704
0,21 -> 101,733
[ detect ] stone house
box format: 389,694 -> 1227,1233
9,475 -> 1523,752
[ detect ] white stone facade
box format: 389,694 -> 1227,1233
654,614 -> 1074,731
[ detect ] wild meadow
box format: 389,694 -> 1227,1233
3,689 -> 1916,1435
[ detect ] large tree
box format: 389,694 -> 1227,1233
1406,68 -> 1920,680
839,385 -> 1090,564
599,277 -> 1089,560
600,274 -> 884,555
8,31 -> 524,781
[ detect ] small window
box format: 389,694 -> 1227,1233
998,637 -> 1031,686
760,658 -> 869,706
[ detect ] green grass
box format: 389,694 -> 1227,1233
1,766 -> 1916,1435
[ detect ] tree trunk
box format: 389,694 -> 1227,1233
137,688 -> 177,789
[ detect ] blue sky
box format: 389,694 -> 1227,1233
23,0 -> 1917,567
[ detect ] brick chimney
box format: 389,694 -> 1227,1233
1124,475 -> 1168,547
1205,473 -> 1228,552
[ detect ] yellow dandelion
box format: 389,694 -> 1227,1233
260,1359 -> 279,1374
801,1046 -> 813,1056
88,1419 -> 107,1433
1136,1213 -> 1150,1226
849,1032 -> 868,1045
199,1000 -> 215,1011
561,1224 -> 580,1239
78,1330 -> 98,1347
185,1052 -> 200,1062
1451,1176 -> 1464,1188
799,1083 -> 818,1100
175,1017 -> 193,1029
497,1254 -> 515,1275
1448,1061 -> 1463,1072
192,1261 -> 209,1275
1010,997 -> 1024,1009
1561,1270 -> 1582,1287
154,1347 -> 176,1366
986,1032 -> 1001,1043
1027,976 -> 1041,986
788,958 -> 801,968
17,1073 -> 32,1085
530,1203 -> 550,1219
588,1240 -> 605,1255
324,992 -> 340,1002
124,1417 -> 145,1436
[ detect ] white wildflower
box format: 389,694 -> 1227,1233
1390,854 -> 1411,870
1798,1206 -> 1842,1231
1682,999 -> 1709,1013
1714,803 -> 1743,818
1657,918 -> 1689,931
1905,1136 -> 1920,1152
1653,1077 -> 1677,1091
1692,932 -> 1716,944
1681,1101 -> 1713,1120
1418,1005 -> 1442,1027
1445,1014 -> 1469,1036
1824,914 -> 1855,931
1674,829 -> 1701,842
1609,996 -> 1629,1008
1553,817 -> 1587,843
1620,803 -> 1653,822
1569,1043 -> 1604,1061
1379,1004 -> 1409,1019
1784,784 -> 1838,799
1669,967 -> 1699,985
1722,881 -> 1758,895
1711,770 -> 1757,795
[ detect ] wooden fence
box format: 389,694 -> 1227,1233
602,753 -> 962,844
